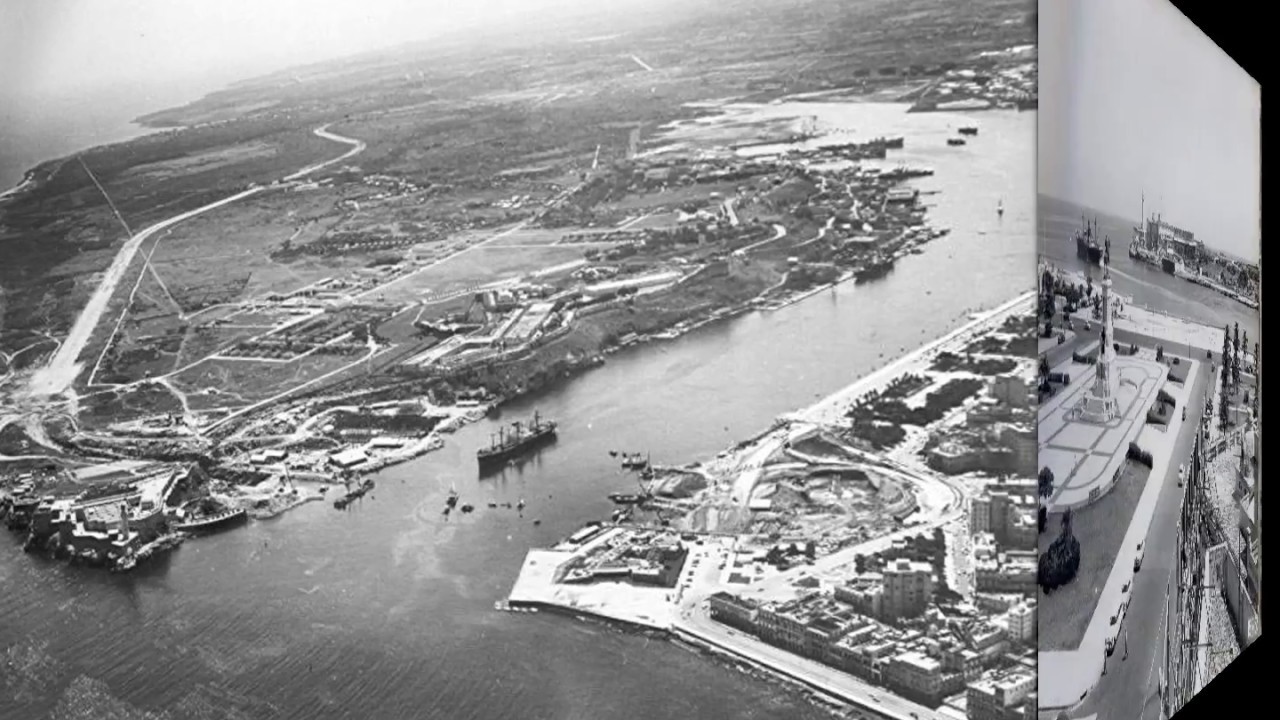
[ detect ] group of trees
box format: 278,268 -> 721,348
1038,508 -> 1081,592
1219,322 -> 1259,431
1038,466 -> 1054,533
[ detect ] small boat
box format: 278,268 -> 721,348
460,504 -> 474,513
487,502 -> 498,508
608,493 -> 647,505
533,519 -> 541,526
516,498 -> 526,511
958,126 -> 978,136
946,138 -> 966,146
997,199 -> 1004,217
608,450 -> 619,457
621,453 -> 650,470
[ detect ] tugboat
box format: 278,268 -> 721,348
477,411 -> 557,467
1073,215 -> 1105,266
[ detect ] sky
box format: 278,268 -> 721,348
0,0 -> 629,104
1038,0 -> 1261,259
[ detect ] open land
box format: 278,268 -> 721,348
2,0 -> 1035,716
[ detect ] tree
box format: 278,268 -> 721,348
1234,322 -> 1240,354
1038,509 -> 1081,591
1038,506 -> 1048,533
1038,466 -> 1055,499
1039,356 -> 1050,381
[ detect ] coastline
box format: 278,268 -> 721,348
502,290 -> 1032,719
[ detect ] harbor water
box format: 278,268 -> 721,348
1,107 -> 1032,719
1037,193 -> 1259,340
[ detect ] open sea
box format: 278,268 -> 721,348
1037,193 -> 1259,340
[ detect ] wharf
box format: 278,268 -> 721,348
506,548 -> 676,630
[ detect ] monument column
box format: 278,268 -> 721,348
1080,259 -> 1121,422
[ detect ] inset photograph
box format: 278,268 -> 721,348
1035,1 -> 1261,718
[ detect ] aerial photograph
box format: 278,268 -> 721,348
2,1 -> 1036,719
1035,1 -> 1261,719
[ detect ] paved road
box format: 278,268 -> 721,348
27,124 -> 366,399
1068,356 -> 1210,720
676,607 -> 939,720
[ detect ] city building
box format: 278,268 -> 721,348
884,651 -> 947,705
1002,599 -> 1036,644
975,550 -> 1036,595
835,574 -> 884,618
971,495 -> 991,534
966,667 -> 1037,720
883,559 -> 935,619
990,374 -> 1033,408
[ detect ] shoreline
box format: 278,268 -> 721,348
503,291 -> 1032,718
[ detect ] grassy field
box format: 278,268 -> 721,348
378,245 -> 588,303
169,354 -> 358,404
3,0 -> 1032,439
1038,461 -> 1151,651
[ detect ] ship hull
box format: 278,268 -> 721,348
173,508 -> 248,533
1076,239 -> 1103,265
854,262 -> 895,284
477,427 -> 557,465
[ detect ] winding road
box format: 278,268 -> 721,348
24,125 -> 366,400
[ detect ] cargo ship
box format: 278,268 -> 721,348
173,506 -> 247,533
478,411 -> 557,466
1074,216 -> 1105,266
855,255 -> 896,283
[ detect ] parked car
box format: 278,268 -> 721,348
1178,463 -> 1186,487
1134,542 -> 1145,572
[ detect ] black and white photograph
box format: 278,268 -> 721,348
0,1 -> 1044,719
1035,1 -> 1261,718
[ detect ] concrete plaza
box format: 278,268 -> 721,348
1038,357 -> 1204,710
1039,356 -> 1168,511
